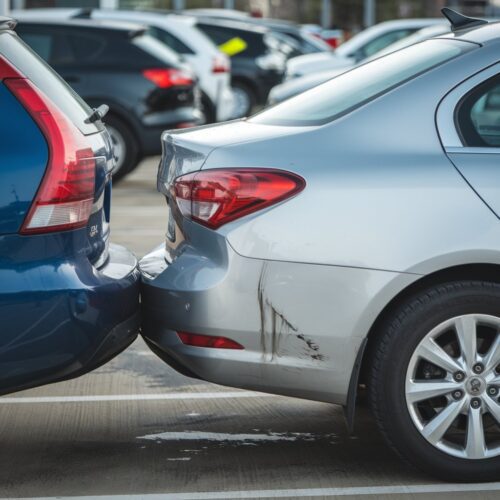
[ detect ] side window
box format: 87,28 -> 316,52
148,27 -> 194,55
67,33 -> 105,62
16,28 -> 74,66
457,75 -> 500,147
355,28 -> 416,60
197,24 -> 232,46
17,32 -> 53,61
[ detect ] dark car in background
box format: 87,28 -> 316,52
14,18 -> 201,180
195,18 -> 290,116
186,9 -> 331,55
0,17 -> 140,395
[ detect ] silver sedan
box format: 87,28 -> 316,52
141,10 -> 500,481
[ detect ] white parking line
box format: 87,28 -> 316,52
8,483 -> 500,499
0,392 -> 273,404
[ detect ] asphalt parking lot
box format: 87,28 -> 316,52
1,158 -> 499,500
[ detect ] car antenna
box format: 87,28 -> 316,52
441,7 -> 488,32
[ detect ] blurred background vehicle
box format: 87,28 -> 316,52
285,18 -> 444,80
187,9 -> 333,54
195,17 -> 292,116
90,10 -> 235,123
0,16 -> 140,394
12,14 -> 201,180
268,22 -> 450,105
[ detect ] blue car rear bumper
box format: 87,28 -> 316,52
0,239 -> 140,395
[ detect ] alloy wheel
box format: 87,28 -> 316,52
406,314 -> 500,459
232,86 -> 252,117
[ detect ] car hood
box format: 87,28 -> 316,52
286,52 -> 354,78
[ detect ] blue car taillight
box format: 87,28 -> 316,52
0,56 -> 96,234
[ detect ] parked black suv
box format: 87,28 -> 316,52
15,18 -> 201,180
195,18 -> 290,117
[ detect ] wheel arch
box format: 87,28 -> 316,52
345,263 -> 500,433
360,263 -> 500,383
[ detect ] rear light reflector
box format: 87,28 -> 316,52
212,54 -> 231,73
178,332 -> 244,350
142,68 -> 194,88
176,122 -> 196,129
173,168 -> 305,229
1,57 -> 96,234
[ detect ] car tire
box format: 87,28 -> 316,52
370,281 -> 500,482
104,114 -> 140,183
231,81 -> 256,117
200,95 -> 216,124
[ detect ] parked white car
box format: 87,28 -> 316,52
12,8 -> 237,123
286,18 -> 444,79
269,23 -> 451,105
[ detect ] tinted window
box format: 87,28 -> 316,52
251,39 -> 473,127
18,32 -> 52,60
0,31 -> 97,135
67,33 -> 105,61
457,75 -> 500,147
131,34 -> 182,67
15,29 -> 74,65
148,26 -> 194,55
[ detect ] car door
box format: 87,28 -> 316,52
437,63 -> 500,217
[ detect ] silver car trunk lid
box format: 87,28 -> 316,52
158,119 -> 304,194
157,119 -> 307,262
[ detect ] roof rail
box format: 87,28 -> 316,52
441,7 -> 488,32
0,17 -> 17,30
71,8 -> 92,19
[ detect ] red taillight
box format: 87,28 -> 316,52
1,56 -> 95,234
212,54 -> 230,74
175,122 -> 196,129
173,168 -> 305,229
0,57 -> 23,79
178,332 -> 244,350
142,68 -> 194,88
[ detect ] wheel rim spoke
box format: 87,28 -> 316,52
484,394 -> 500,426
483,335 -> 500,374
421,399 -> 464,445
455,316 -> 478,369
417,337 -> 463,374
465,405 -> 487,459
406,380 -> 459,404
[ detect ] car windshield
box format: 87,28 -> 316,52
250,39 -> 475,127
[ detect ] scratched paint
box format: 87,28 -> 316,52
257,262 -> 327,362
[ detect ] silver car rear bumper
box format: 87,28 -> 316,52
140,243 -> 415,405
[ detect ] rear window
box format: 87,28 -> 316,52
131,34 -> 182,67
251,39 -> 474,127
147,26 -> 194,55
0,31 -> 98,135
